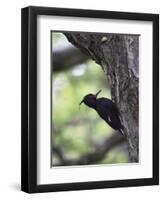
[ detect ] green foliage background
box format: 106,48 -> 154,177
52,32 -> 128,166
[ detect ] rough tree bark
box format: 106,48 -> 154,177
65,33 -> 139,162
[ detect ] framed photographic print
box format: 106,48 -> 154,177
21,6 -> 159,193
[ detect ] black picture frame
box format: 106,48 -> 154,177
21,6 -> 159,193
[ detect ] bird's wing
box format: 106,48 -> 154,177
96,98 -> 112,120
110,111 -> 123,129
97,98 -> 123,130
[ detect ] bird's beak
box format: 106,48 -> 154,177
79,100 -> 84,105
79,99 -> 84,110
95,89 -> 102,97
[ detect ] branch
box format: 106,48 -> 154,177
52,145 -> 67,165
53,46 -> 89,72
52,133 -> 126,166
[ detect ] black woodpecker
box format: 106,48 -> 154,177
79,89 -> 125,135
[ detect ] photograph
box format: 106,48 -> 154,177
51,31 -> 139,167
21,6 -> 159,193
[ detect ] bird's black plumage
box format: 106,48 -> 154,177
79,90 -> 124,135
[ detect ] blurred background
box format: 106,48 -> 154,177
52,32 -> 128,166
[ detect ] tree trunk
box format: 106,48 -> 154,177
65,33 -> 139,162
